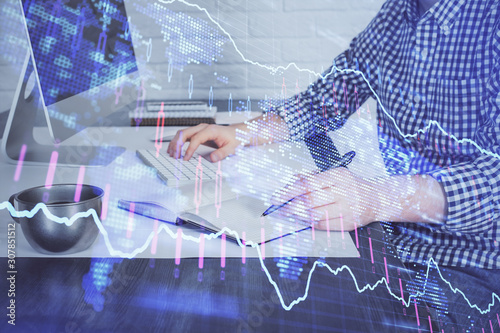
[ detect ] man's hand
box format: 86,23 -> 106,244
271,168 -> 378,231
270,169 -> 447,230
167,123 -> 240,162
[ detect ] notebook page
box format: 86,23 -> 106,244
177,178 -> 240,212
182,194 -> 311,245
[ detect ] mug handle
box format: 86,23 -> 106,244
8,193 -> 21,224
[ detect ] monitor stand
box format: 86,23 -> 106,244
1,54 -> 125,167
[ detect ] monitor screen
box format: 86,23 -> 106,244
21,0 -> 138,107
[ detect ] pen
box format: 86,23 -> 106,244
261,150 -> 356,217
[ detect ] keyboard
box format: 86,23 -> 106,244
136,149 -> 219,186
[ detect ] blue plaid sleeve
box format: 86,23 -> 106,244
273,1 -> 391,141
429,22 -> 500,234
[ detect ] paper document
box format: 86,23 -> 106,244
121,179 -> 312,246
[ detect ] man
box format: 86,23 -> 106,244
168,0 -> 500,331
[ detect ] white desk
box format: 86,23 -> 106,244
0,110 -> 384,259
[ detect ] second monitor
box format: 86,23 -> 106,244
2,0 -> 140,166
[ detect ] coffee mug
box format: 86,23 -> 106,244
9,184 -> 103,254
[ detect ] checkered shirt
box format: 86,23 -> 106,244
275,0 -> 500,268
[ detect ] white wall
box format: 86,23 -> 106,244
0,0 -> 385,113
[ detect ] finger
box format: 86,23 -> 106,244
277,195 -> 310,219
275,167 -> 354,204
276,194 -> 324,222
316,215 -> 357,231
304,168 -> 350,190
271,171 -> 325,205
271,174 -> 309,205
169,124 -> 208,159
173,130 -> 186,159
314,204 -> 362,231
313,207 -> 342,230
316,216 -> 340,231
183,125 -> 218,160
306,188 -> 334,210
168,129 -> 187,158
167,133 -> 181,155
167,130 -> 183,157
276,195 -> 340,225
209,141 -> 239,162
273,205 -> 313,225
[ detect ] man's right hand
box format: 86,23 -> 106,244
167,123 -> 241,162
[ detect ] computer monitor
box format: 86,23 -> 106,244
2,0 -> 139,166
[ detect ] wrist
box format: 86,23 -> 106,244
234,113 -> 290,147
366,174 -> 447,224
365,177 -> 395,222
